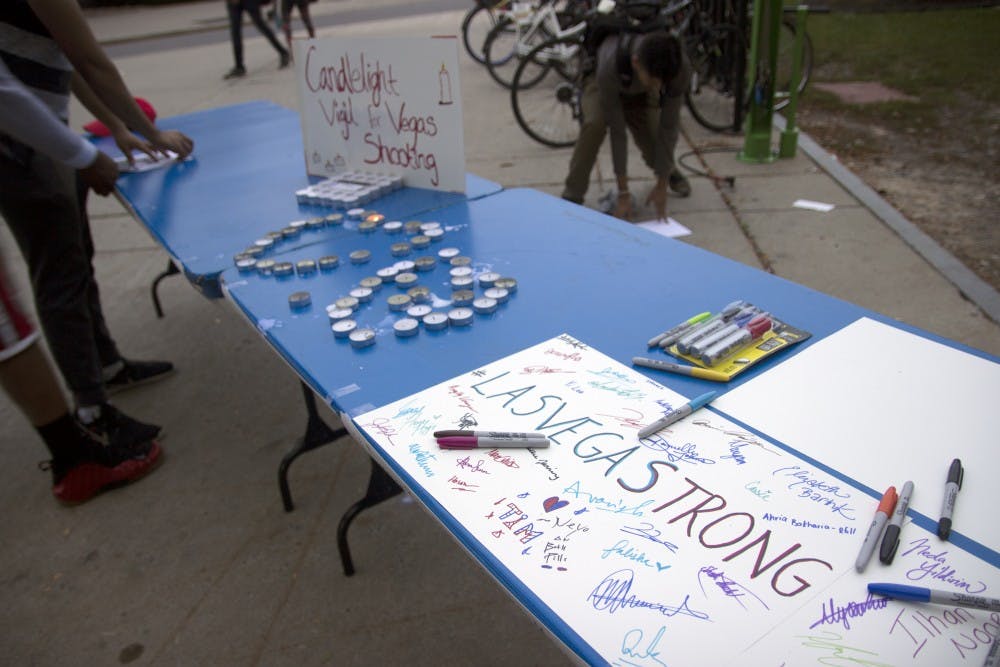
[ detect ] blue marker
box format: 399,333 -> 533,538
868,583 -> 1000,612
638,391 -> 717,439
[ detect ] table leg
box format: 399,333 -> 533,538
279,381 -> 347,512
337,458 -> 402,576
151,260 -> 180,318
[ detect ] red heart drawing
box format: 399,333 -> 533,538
543,496 -> 569,513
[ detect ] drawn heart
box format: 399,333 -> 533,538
543,496 -> 569,513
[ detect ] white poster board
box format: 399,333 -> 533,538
294,36 -> 465,192
354,334 -> 999,665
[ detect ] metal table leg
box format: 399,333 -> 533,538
279,381 -> 347,512
337,458 -> 402,576
151,260 -> 180,318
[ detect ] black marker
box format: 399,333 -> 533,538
937,459 -> 963,540
879,480 -> 913,564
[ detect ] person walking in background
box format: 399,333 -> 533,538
280,0 -> 316,55
224,0 -> 290,79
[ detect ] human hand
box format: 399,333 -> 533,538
646,179 -> 668,220
79,151 -> 119,196
111,127 -> 158,168
149,129 -> 194,160
613,191 -> 633,220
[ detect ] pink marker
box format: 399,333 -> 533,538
436,435 -> 549,450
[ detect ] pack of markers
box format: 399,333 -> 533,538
648,300 -> 811,381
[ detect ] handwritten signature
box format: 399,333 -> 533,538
564,481 -> 654,517
619,523 -> 680,554
588,569 -> 709,620
809,593 -> 887,630
901,538 -> 988,594
797,630 -> 893,667
640,435 -> 716,466
618,626 -> 667,667
697,566 -> 770,611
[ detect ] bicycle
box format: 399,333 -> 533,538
482,0 -> 592,89
461,0 -> 515,66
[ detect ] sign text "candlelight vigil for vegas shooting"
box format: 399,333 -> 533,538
294,36 -> 465,192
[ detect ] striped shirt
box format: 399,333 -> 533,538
0,1 -> 72,122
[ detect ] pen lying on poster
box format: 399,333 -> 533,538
937,458 -> 964,540
868,583 -> 1000,612
879,480 -> 914,565
855,486 -> 897,572
637,391 -> 717,439
632,356 -> 730,382
433,430 -> 548,439
437,435 -> 549,450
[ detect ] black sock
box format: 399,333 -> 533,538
36,413 -> 86,463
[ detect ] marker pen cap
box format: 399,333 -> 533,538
242,246 -> 264,258
394,318 -> 420,337
423,312 -> 449,330
288,291 -> 311,310
266,231 -> 284,242
331,319 -> 356,338
448,307 -> 474,326
348,327 -> 376,349
318,255 -> 340,271
254,237 -> 274,251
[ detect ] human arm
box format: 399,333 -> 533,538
71,72 -> 156,168
646,56 -> 689,219
0,58 -> 118,194
28,0 -> 193,158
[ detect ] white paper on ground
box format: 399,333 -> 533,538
636,216 -> 691,238
793,199 -> 835,212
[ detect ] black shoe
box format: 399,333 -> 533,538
81,403 -> 162,450
40,424 -> 162,504
105,358 -> 175,395
224,65 -> 246,79
279,51 -> 291,69
669,171 -> 692,198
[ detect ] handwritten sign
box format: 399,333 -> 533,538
355,334 -> 998,665
294,36 -> 464,192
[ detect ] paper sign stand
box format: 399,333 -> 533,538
294,36 -> 465,193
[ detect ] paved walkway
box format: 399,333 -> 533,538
1,2 -> 997,665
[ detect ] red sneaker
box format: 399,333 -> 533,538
41,432 -> 163,505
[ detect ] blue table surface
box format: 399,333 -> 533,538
102,100 -> 501,293
220,187 -> 996,418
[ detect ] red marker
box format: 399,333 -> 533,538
855,486 -> 898,572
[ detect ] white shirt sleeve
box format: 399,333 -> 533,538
0,58 -> 98,169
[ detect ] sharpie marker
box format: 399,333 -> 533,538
855,486 -> 897,573
937,458 -> 964,540
668,301 -> 747,352
984,636 -> 1000,667
637,391 -> 717,439
437,436 -> 549,450
879,480 -> 914,564
647,312 -> 711,348
688,306 -> 762,356
700,316 -> 773,366
632,356 -> 729,382
867,583 -> 1000,613
432,430 -> 548,440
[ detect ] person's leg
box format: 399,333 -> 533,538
281,0 -> 293,52
298,0 -> 316,39
561,77 -> 607,204
225,0 -> 246,77
0,255 -> 162,504
245,0 -> 290,64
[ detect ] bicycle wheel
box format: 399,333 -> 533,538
685,23 -> 746,132
773,18 -> 812,110
510,35 -> 585,148
462,3 -> 505,66
484,16 -> 553,89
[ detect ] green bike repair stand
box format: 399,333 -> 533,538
738,0 -> 783,163
778,6 -> 809,158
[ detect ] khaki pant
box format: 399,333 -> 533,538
562,77 -> 679,204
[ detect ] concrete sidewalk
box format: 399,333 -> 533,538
1,2 -> 998,665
